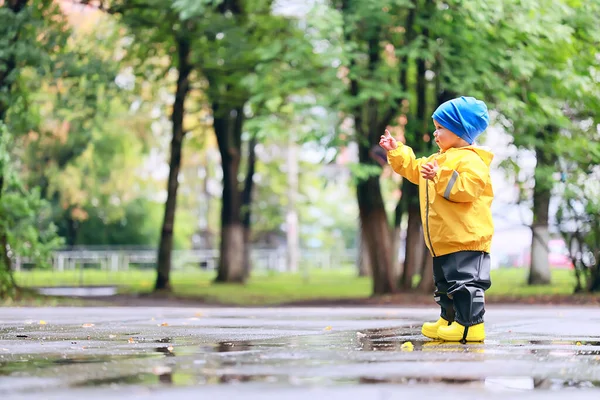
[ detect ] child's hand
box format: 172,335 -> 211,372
379,129 -> 398,151
421,160 -> 439,180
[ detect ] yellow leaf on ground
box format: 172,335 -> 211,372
160,322 -> 169,327
324,326 -> 333,331
39,320 -> 47,325
401,341 -> 414,351
82,324 -> 95,328
128,338 -> 135,343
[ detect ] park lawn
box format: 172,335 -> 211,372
12,267 -> 586,306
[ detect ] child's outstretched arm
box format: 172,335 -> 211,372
427,155 -> 489,202
379,130 -> 424,185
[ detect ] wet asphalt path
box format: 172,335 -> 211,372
1,306 -> 600,399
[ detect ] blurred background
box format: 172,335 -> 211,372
1,0 -> 599,304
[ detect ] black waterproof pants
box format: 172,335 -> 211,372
433,251 -> 492,326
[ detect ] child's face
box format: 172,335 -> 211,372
433,120 -> 468,151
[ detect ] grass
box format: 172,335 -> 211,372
11,267 -> 590,306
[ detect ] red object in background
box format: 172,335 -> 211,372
522,239 -> 574,269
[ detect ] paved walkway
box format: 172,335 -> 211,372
1,306 -> 599,399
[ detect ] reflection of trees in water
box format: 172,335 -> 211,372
216,340 -> 252,353
358,376 -> 482,385
155,346 -> 176,357
158,372 -> 173,384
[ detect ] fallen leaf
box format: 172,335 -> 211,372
39,320 -> 47,325
401,341 -> 414,351
82,324 -> 95,328
576,341 -> 582,346
194,312 -> 203,317
324,326 -> 333,331
160,322 -> 169,327
128,338 -> 136,344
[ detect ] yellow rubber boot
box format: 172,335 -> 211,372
421,317 -> 452,339
438,322 -> 485,343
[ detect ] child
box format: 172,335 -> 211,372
379,96 -> 494,343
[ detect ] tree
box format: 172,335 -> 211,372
0,0 -> 75,297
555,132 -> 600,293
18,16 -> 151,247
469,0 -> 600,284
100,0 -> 197,290
174,0 -> 332,283
418,0 -> 600,287
331,0 -> 412,294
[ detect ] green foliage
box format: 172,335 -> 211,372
555,123 -> 600,292
0,124 -> 63,298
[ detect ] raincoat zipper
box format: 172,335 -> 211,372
425,181 -> 437,257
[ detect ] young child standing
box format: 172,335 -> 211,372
379,96 -> 494,343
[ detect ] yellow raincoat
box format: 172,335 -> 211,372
387,144 -> 494,257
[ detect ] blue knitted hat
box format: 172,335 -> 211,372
432,96 -> 489,144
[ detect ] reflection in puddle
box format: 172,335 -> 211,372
354,328 -> 485,353
155,346 -> 175,357
355,376 -> 600,390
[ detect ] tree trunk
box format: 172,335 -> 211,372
0,173 -> 17,299
390,195 -> 404,279
214,105 -> 246,283
528,143 -> 553,285
590,263 -> 600,292
399,180 -> 421,289
357,176 -> 395,295
155,37 -> 191,292
399,45 -> 431,291
241,135 -> 257,279
286,134 -> 299,273
357,228 -> 372,277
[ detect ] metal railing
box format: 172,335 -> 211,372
14,248 -> 359,273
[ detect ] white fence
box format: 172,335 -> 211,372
14,248 -> 359,273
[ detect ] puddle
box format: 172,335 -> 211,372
2,316 -> 600,395
36,286 -> 117,297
